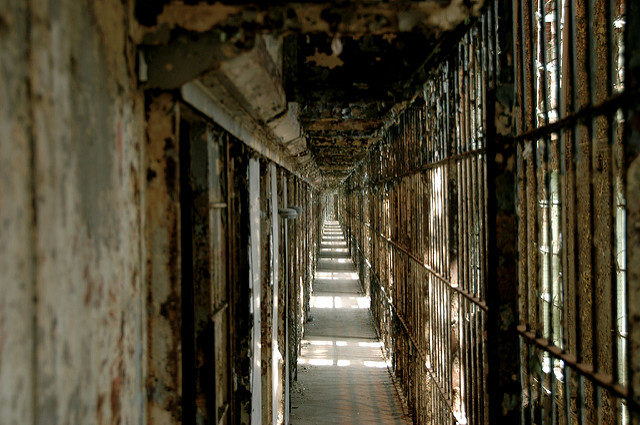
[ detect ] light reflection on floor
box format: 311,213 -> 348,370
310,295 -> 370,309
297,337 -> 391,369
291,220 -> 412,424
320,240 -> 348,246
314,271 -> 359,280
319,247 -> 348,254
318,257 -> 351,264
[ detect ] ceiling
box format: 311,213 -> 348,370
137,0 -> 483,187
285,32 -> 440,184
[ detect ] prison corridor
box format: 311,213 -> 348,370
3,0 -> 640,424
291,221 -> 411,424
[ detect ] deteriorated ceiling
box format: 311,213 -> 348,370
136,0 -> 483,187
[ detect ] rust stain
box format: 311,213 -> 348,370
156,1 -> 242,32
294,5 -> 330,33
423,0 -> 484,31
382,34 -> 397,43
305,49 -> 344,69
97,394 -> 105,421
145,94 -> 183,423
111,318 -> 125,424
110,374 -> 122,424
83,265 -> 94,305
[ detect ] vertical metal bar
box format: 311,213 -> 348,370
625,0 -> 640,418
248,158 -> 262,424
225,133 -> 235,425
283,177 -> 290,425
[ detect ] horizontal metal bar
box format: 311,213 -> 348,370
516,325 -> 634,406
349,237 -> 461,423
345,148 -> 486,192
344,209 -> 488,311
513,88 -> 639,142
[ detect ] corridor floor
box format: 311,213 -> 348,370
290,221 -> 412,424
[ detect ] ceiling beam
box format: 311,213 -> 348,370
135,0 -> 484,39
303,118 -> 381,132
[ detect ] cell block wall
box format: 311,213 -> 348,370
337,5 -> 499,423
513,0 -> 632,423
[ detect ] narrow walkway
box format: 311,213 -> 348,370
290,220 -> 412,424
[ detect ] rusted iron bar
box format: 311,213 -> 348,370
373,271 -> 462,423
513,0 -> 632,421
513,88 -> 639,143
345,148 -> 487,191
344,208 -> 489,312
517,326 -> 636,406
225,132 -> 235,424
348,233 -> 462,423
336,6 -> 495,422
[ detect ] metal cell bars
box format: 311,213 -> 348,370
455,29 -> 486,156
513,0 -> 629,422
452,21 -> 490,425
340,171 -> 485,425
341,27 -> 492,425
453,22 -> 489,305
287,176 -> 323,380
335,6 -> 498,424
341,177 -> 457,425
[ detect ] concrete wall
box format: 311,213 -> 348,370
0,1 -> 146,423
0,2 -> 325,425
0,1 -> 34,423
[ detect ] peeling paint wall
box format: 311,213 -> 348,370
0,1 -> 34,424
31,0 -> 146,420
0,1 -> 329,425
136,0 -> 484,38
145,93 -> 182,424
0,0 -> 147,424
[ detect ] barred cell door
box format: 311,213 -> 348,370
179,116 -> 232,425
